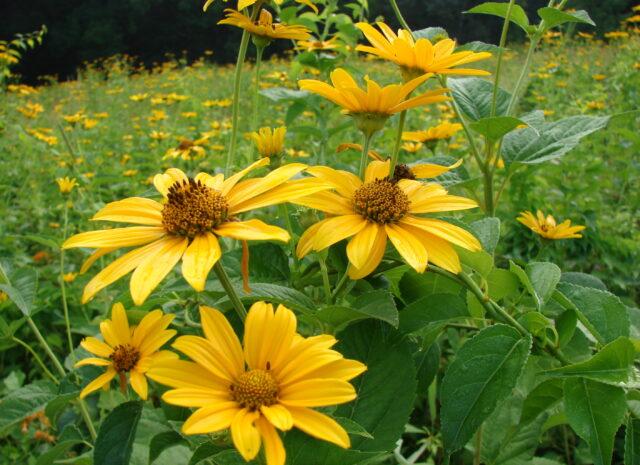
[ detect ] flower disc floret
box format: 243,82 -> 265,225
232,369 -> 279,410
162,178 -> 229,238
353,179 -> 410,224
110,344 -> 141,372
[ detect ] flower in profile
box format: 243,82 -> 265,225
356,22 -> 491,81
148,302 -> 366,465
401,142 -> 423,153
295,36 -> 341,52
150,130 -> 171,140
56,177 -> 79,194
75,303 -> 177,399
252,126 -> 286,157
204,0 -> 317,14
403,121 -> 463,145
62,160 -> 329,304
62,272 -> 78,282
164,135 -> 210,160
517,211 -> 586,240
299,69 -> 450,135
218,9 -> 311,42
292,159 -> 480,279
61,112 -> 85,124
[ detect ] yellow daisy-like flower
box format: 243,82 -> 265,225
292,160 -> 480,279
299,69 -> 450,135
252,126 -> 286,157
164,135 -> 210,160
356,22 -> 491,80
56,176 -> 79,194
517,211 -> 586,240
204,0 -> 317,14
147,302 -> 366,465
62,159 -> 329,305
403,121 -> 463,143
75,303 -> 177,400
401,141 -> 423,152
295,36 -> 341,52
218,9 -> 311,42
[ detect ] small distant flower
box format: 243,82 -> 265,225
148,302 -> 365,465
150,130 -> 171,140
75,303 -> 177,399
123,169 -> 138,177
592,74 -> 606,81
17,103 -> 44,118
336,142 -> 382,160
0,291 -> 8,302
285,148 -> 310,158
82,118 -> 99,129
93,112 -> 109,118
62,272 -> 78,282
218,9 -> 311,43
295,36 -> 341,52
129,93 -> 149,102
164,136 -> 210,160
585,101 -> 604,110
49,222 -> 60,228
32,251 -> 51,262
181,111 -> 197,118
61,112 -> 85,124
604,31 -> 629,39
356,22 -> 491,81
56,177 -> 79,194
204,0 -> 317,14
252,126 -> 286,157
403,122 -> 463,146
517,210 -> 586,240
401,142 -> 423,153
577,32 -> 594,40
555,81 -> 568,87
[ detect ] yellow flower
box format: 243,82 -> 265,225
592,74 -> 606,81
56,177 -> 79,194
356,22 -> 491,80
129,93 -> 149,102
252,126 -> 286,157
299,69 -> 450,135
62,272 -> 78,282
148,302 -> 366,465
401,142 -> 423,152
292,160 -> 480,279
285,148 -> 310,158
218,9 -> 311,42
75,303 -> 177,399
517,210 -> 586,240
295,36 -> 341,52
204,0 -> 317,14
61,112 -> 85,123
62,160 -> 329,304
82,118 -> 99,129
164,136 -> 210,160
181,111 -> 197,118
604,31 -> 629,39
150,130 -> 171,140
403,121 -> 463,143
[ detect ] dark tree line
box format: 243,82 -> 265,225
1,0 -> 632,83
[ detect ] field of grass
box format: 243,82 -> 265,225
1,24 -> 639,465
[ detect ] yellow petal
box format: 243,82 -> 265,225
173,335 -> 237,382
410,159 -> 463,179
62,226 -> 166,249
400,223 -> 462,273
231,409 -> 261,461
279,379 -> 356,407
302,358 -> 367,381
130,370 -> 148,399
130,236 -> 188,306
244,303 -> 297,372
153,168 -> 187,198
80,337 -> 112,358
110,302 -> 131,344
130,310 -> 163,347
346,222 -> 384,270
182,402 -> 241,435
215,219 -> 289,242
162,388 -> 231,407
289,190 -> 353,216
181,232 -> 221,291
91,197 -> 163,226
255,417 -> 286,465
200,306 -> 244,379
146,359 -> 229,391
348,223 -> 388,279
80,247 -> 118,274
314,215 -> 367,251
260,404 -> 293,431
400,216 -> 481,251
296,219 -> 327,259
287,406 -> 350,448
305,166 -> 361,198
364,159 -> 390,183
226,163 -> 307,206
385,223 -> 428,273
79,367 -> 116,399
74,357 -> 111,367
221,158 -> 270,196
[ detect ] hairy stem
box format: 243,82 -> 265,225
214,262 -> 247,321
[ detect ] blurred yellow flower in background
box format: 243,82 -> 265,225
56,176 -> 79,194
218,9 -> 311,42
517,210 -> 586,240
252,126 -> 286,157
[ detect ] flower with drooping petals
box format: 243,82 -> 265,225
517,211 -> 586,240
218,9 -> 311,42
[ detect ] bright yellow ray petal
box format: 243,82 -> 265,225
153,168 -> 188,198
91,197 -> 163,226
200,306 -> 244,378
80,247 -> 118,274
130,236 -> 188,306
260,404 -> 293,431
80,337 -> 113,357
348,224 -> 387,279
255,417 -> 286,465
74,357 -> 111,367
181,232 -> 221,291
287,406 -> 350,448
279,379 -> 356,407
243,302 -> 272,370
244,303 -> 297,371
301,358 -> 367,381
182,402 -> 241,435
162,388 -> 231,407
172,335 -> 236,382
130,370 -> 148,400
79,367 -> 116,399
226,163 -> 307,206
410,158 -> 462,179
110,302 -> 131,344
364,160 -> 391,183
130,310 -> 163,348
296,219 -> 327,259
313,215 -> 367,251
221,158 -> 270,196
231,409 -> 262,462
400,223 -> 462,273
400,216 -> 481,251
385,223 -> 428,273
147,359 -> 229,390
346,222 -> 384,271
288,190 -> 354,216
62,226 -> 166,249
305,166 -> 361,198
215,219 -> 289,242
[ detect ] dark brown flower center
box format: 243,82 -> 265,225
392,163 -> 416,183
110,344 -> 140,372
177,139 -> 194,151
353,178 -> 410,223
161,178 -> 229,238
231,369 -> 279,410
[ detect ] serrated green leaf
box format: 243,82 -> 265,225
399,293 -> 469,334
521,379 -> 564,424
399,270 -> 462,302
561,272 -> 607,291
35,425 -> 85,465
487,269 -> 520,301
334,417 -> 374,439
625,418 -> 640,465
449,78 -> 511,121
509,260 -> 539,309
458,249 -> 493,277
519,312 -> 557,345
538,7 -> 595,30
471,217 -> 501,254
188,444 -> 230,465
545,337 -> 635,383
441,325 -> 532,454
501,115 -> 610,167
470,116 -> 527,141
149,431 -> 185,465
465,2 -> 531,34
526,262 -> 561,304
94,401 -> 143,465
0,381 -> 57,432
564,378 -> 626,465
352,290 -> 398,327
4,268 -> 39,316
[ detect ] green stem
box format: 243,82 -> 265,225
252,45 -> 265,132
358,132 -> 373,180
317,253 -> 333,305
213,262 -> 247,321
474,426 -> 483,465
60,200 -> 75,363
388,110 -> 407,180
27,317 -> 66,377
12,336 -> 59,384
225,6 -> 260,175
279,204 -> 299,278
389,0 -> 413,35
483,142 -> 495,215
77,400 -> 98,441
331,265 -> 352,301
490,0 -> 516,118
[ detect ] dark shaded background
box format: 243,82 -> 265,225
1,0 -> 632,83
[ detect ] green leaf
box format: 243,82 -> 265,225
509,261 -> 539,309
556,282 -> 630,344
212,282 -> 316,314
188,444 -> 230,465
415,342 -> 441,394
538,7 -> 595,30
258,87 -> 308,101
399,270 -> 462,303
564,378 -> 626,465
449,78 -> 511,121
501,115 -> 610,168
334,417 -> 374,439
149,431 -> 186,465
351,290 -> 398,327
545,337 -> 635,383
399,294 -> 469,334
413,27 -> 449,42
455,41 -> 507,53
36,425 -> 85,465
20,234 -> 62,250
470,116 -> 527,141
471,217 -> 501,254
487,269 -> 520,301
0,268 -> 38,316
94,401 -> 144,465
561,272 -> 607,291
441,325 -> 532,454
526,262 -> 561,305
458,249 -> 493,277
518,312 -> 557,345
0,381 -> 57,432
625,418 -> 640,465
465,2 -> 531,34
45,391 -> 80,426
521,379 -> 564,424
